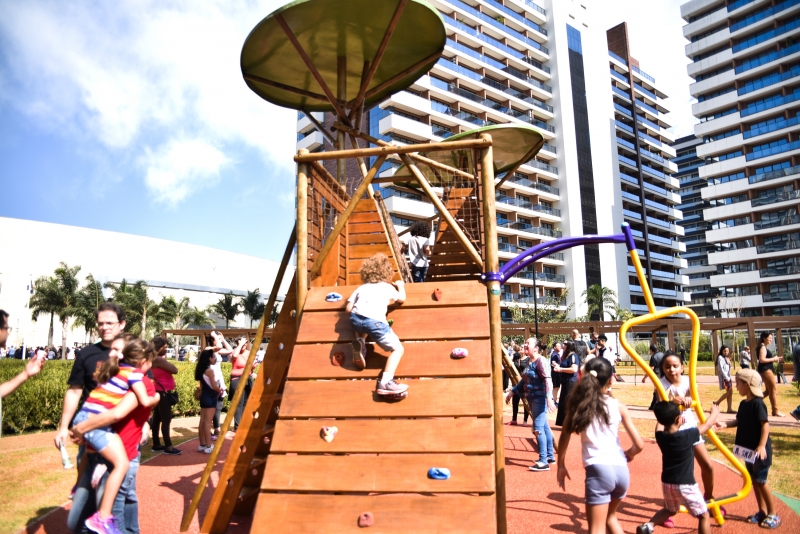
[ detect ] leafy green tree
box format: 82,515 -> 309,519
29,262 -> 82,358
581,285 -> 618,321
158,296 -> 214,355
29,277 -> 59,347
208,292 -> 241,329
105,280 -> 159,337
240,289 -> 264,328
183,306 -> 214,329
73,274 -> 105,341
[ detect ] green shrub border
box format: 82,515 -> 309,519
0,360 -> 233,435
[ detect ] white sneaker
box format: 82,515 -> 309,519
198,445 -> 206,452
203,446 -> 214,454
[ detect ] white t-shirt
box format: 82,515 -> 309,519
347,282 -> 400,323
659,375 -> 698,429
402,234 -> 431,268
580,395 -> 627,467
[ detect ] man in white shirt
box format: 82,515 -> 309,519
400,221 -> 432,283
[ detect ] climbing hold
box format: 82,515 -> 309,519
358,512 -> 374,528
427,467 -> 451,480
387,319 -> 394,327
433,288 -> 443,301
320,426 -> 338,442
331,351 -> 345,367
450,348 -> 468,359
325,292 -> 343,302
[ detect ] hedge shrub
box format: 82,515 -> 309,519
0,359 -> 233,435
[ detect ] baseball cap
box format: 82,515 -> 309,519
735,369 -> 764,398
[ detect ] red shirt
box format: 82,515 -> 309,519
112,376 -> 156,461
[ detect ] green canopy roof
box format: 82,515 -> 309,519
241,0 -> 445,111
392,124 -> 545,183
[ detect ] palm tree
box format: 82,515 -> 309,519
240,289 -> 263,328
183,306 -> 214,329
159,296 -> 213,356
29,263 -> 82,358
105,280 -> 159,336
29,276 -> 59,347
208,292 -> 241,329
73,274 -> 105,341
581,285 -> 618,322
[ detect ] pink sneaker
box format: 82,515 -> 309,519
85,512 -> 123,534
376,379 -> 408,395
91,463 -> 108,489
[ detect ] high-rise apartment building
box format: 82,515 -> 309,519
295,1 -> 686,319
681,0 -> 800,318
606,24 -> 689,315
674,134 -> 716,317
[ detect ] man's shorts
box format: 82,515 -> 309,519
72,410 -> 114,453
585,464 -> 630,505
350,313 -> 402,352
662,482 -> 708,517
745,457 -> 771,484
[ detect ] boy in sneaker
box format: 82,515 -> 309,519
346,254 -> 407,396
637,401 -> 720,534
713,369 -> 781,529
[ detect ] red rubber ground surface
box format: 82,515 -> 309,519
25,422 -> 799,533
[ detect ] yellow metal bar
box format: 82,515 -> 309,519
628,249 -> 656,314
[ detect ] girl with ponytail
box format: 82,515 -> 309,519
72,334 -> 160,534
556,357 -> 644,534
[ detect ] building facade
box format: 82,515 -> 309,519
681,0 -> 800,317
606,23 -> 690,315
674,134 -> 716,317
297,0 -> 638,320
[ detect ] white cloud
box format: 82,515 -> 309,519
142,138 -> 229,205
0,0 -> 296,202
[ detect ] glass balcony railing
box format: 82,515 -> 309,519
640,148 -> 664,163
541,142 -> 557,153
730,0 -> 800,33
760,263 -> 800,277
623,209 -> 642,220
621,190 -> 640,203
746,139 -> 800,161
645,198 -> 669,213
498,221 -> 562,238
627,265 -> 676,279
737,42 -> 800,75
495,195 -> 561,216
500,293 -> 551,305
514,271 -> 567,283
615,120 -> 634,133
481,0 -> 547,36
642,164 -> 666,179
763,289 -> 800,301
470,31 -> 550,73
745,115 -> 800,139
644,181 -> 667,195
631,285 -> 677,297
752,189 -> 800,207
612,86 -> 631,101
754,213 -> 800,230
741,89 -> 800,117
618,154 -> 638,167
506,173 -> 560,194
526,158 -> 559,174
523,0 -> 546,16
639,131 -> 663,147
608,51 -> 628,65
616,137 -> 635,150
503,65 -> 552,93
447,38 -> 506,71
614,103 -> 632,117
634,82 -> 657,100
647,215 -> 671,229
450,0 -> 549,55
638,249 -> 676,263
729,0 -> 756,11
733,16 -> 800,54
632,65 -> 655,84
637,115 -> 662,133
610,69 -> 628,83
636,99 -> 659,116
749,162 -> 800,184
757,239 -> 799,253
620,173 -> 638,186
739,65 -> 800,96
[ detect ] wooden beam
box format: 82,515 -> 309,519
275,14 -> 351,124
308,155 -> 387,281
400,154 -> 484,269
337,55 -> 347,184
243,73 -> 332,104
354,49 -> 443,105
494,138 -> 544,189
397,213 -> 439,237
297,149 -> 310,327
334,121 -> 477,180
294,137 -> 490,162
348,0 -> 409,121
302,110 -> 337,147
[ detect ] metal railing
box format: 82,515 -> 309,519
757,239 -> 799,253
749,162 -> 800,184
481,0 -> 547,36
755,214 -> 800,230
747,139 -> 800,161
751,189 -> 800,207
450,0 -> 549,54
763,290 -> 800,302
498,220 -> 562,238
760,264 -> 800,278
526,158 -> 558,174
506,173 -> 560,194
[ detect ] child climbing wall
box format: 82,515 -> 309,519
346,253 -> 408,397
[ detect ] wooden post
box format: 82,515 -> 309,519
711,329 -> 719,360
399,154 -> 484,269
337,56 -> 347,184
667,321 -> 675,351
479,133 -> 507,534
776,328 -> 784,362
297,149 -> 309,327
748,318 -> 756,356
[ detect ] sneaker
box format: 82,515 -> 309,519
508,421 -> 518,426
376,379 -> 408,395
198,445 -> 207,452
211,434 -> 218,441
203,446 -> 214,454
661,517 -> 675,528
547,458 -> 556,464
163,447 -> 182,455
85,512 -> 123,534
791,408 -> 800,421
747,511 -> 767,524
760,514 -> 782,529
528,461 -> 550,472
151,445 -> 165,451
352,338 -> 366,369
636,523 -> 654,534
91,463 -> 108,489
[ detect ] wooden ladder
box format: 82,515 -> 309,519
250,279 -> 497,533
427,185 -> 484,282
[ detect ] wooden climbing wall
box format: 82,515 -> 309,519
427,185 -> 484,282
345,198 -> 403,285
249,280 -> 497,533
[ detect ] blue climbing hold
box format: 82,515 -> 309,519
325,292 -> 343,302
427,467 -> 451,480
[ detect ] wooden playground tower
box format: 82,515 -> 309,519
181,1 -> 752,532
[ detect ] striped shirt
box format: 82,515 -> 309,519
81,363 -> 143,414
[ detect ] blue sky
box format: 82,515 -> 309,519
0,0 -> 692,262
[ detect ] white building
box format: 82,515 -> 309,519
295,0 -> 664,320
681,0 -> 800,318
0,217 -> 292,349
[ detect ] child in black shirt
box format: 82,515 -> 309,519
637,401 -> 720,534
713,369 -> 781,529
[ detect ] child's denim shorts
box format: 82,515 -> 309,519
350,312 -> 402,351
745,456 -> 771,484
73,410 -> 114,453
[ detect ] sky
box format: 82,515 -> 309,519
0,0 -> 695,263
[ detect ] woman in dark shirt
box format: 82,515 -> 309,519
552,341 -> 579,426
757,332 -> 784,417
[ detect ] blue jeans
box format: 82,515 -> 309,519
68,452 -> 140,533
410,265 -> 428,283
531,397 -> 554,462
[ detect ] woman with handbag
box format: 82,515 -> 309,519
151,336 -> 182,455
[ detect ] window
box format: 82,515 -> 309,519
755,160 -> 791,174
519,239 -> 533,248
772,306 -> 800,316
567,24 -> 583,54
544,266 -> 557,275
721,262 -> 756,274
